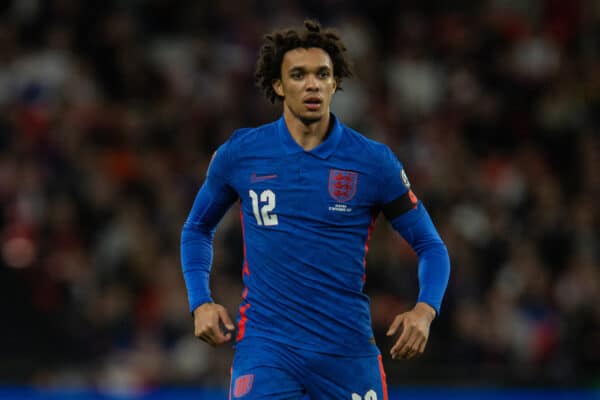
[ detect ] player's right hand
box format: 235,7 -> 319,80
192,302 -> 235,346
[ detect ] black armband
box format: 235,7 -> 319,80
382,190 -> 417,220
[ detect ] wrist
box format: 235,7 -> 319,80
193,301 -> 215,316
415,302 -> 436,322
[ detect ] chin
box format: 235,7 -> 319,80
300,109 -> 326,123
287,103 -> 325,125
299,115 -> 323,125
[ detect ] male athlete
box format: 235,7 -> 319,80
181,20 -> 450,400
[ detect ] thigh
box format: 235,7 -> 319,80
304,354 -> 388,400
230,339 -> 306,400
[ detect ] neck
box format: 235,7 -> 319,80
283,104 -> 331,151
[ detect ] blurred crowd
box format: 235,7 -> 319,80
0,0 -> 598,391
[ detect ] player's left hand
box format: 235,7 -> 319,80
386,302 -> 436,360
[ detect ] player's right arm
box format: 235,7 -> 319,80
180,143 -> 238,346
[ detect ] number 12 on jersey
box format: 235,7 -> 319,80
352,390 -> 377,400
249,189 -> 278,226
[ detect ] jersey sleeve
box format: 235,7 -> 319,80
206,139 -> 233,181
180,140 -> 238,312
378,145 -> 420,224
389,204 -> 450,315
378,145 -> 410,205
378,145 -> 450,315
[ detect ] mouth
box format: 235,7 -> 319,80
303,97 -> 322,111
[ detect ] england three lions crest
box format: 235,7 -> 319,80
329,169 -> 358,202
233,374 -> 254,398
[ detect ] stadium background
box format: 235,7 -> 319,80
0,0 -> 598,398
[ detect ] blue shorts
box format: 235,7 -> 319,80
229,337 -> 388,400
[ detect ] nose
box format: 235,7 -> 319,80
305,73 -> 320,91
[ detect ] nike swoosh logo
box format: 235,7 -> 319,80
250,173 -> 278,183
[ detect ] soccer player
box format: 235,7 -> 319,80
181,20 -> 450,400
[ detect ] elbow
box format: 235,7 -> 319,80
415,237 -> 448,258
181,221 -> 216,244
182,220 -> 215,235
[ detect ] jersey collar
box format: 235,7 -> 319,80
276,113 -> 343,159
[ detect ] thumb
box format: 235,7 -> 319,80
387,314 -> 405,336
219,308 -> 235,331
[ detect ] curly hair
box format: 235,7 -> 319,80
255,19 -> 353,103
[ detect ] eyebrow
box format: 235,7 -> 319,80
288,65 -> 332,72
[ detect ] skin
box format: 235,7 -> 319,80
272,47 -> 337,151
193,302 -> 234,346
387,302 -> 436,360
193,46 -> 437,360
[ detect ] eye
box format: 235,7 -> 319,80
318,70 -> 331,78
290,71 -> 303,79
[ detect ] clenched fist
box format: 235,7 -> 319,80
193,302 -> 235,346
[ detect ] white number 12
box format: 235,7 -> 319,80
249,189 -> 278,226
352,390 -> 377,400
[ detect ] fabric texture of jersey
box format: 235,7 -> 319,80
182,114 -> 449,356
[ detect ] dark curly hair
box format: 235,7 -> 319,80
255,19 -> 353,103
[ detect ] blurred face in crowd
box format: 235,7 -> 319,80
273,47 -> 337,125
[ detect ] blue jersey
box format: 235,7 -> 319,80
181,114 -> 450,356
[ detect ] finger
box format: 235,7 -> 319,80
411,335 -> 427,359
213,330 -> 232,345
197,331 -> 216,346
404,334 -> 423,359
418,336 -> 428,355
194,323 -> 206,341
208,314 -> 231,345
386,314 -> 405,336
400,331 -> 420,359
202,323 -> 221,346
407,332 -> 429,359
219,308 -> 235,331
197,317 -> 221,345
390,324 -> 413,358
395,328 -> 418,359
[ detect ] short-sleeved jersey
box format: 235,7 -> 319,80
206,115 -> 411,356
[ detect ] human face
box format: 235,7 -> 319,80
272,47 -> 337,125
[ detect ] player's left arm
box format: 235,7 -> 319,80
384,200 -> 450,359
377,145 -> 450,360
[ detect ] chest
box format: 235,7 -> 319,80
230,152 -> 379,228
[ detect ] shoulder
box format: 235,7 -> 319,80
226,120 -> 278,150
339,124 -> 398,162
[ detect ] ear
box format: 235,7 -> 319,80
272,79 -> 284,98
332,78 -> 337,94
